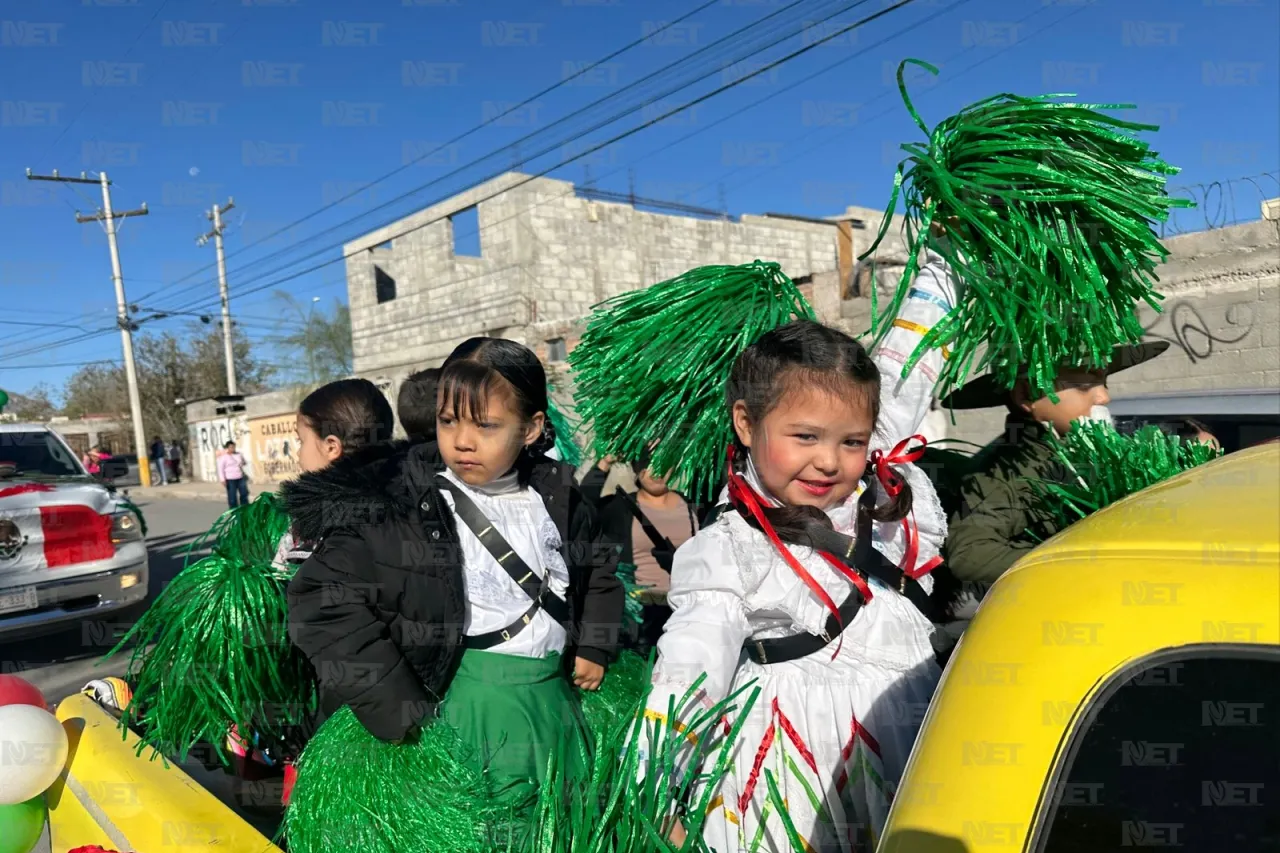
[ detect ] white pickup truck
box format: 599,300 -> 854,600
0,423 -> 148,638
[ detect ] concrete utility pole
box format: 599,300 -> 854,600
197,198 -> 237,395
26,168 -> 151,487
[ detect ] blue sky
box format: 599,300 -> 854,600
1,0 -> 1277,396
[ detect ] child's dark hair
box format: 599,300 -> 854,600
727,319 -> 912,540
439,338 -> 556,456
298,378 -> 395,453
397,368 -> 441,443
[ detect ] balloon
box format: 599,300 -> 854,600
0,706 -> 68,805
0,675 -> 46,710
0,796 -> 45,853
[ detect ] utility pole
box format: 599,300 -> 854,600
198,198 -> 237,395
26,168 -> 151,487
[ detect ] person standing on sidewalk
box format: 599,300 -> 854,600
218,440 -> 250,508
167,438 -> 184,482
149,437 -> 168,486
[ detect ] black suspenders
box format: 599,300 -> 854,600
743,482 -> 936,665
434,476 -> 570,650
617,486 -> 697,573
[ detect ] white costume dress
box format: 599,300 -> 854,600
640,254 -> 957,853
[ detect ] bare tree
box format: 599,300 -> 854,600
270,292 -> 354,384
60,324 -> 273,441
4,383 -> 59,421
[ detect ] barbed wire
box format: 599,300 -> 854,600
1160,171 -> 1279,237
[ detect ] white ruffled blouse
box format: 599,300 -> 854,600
438,467 -> 571,659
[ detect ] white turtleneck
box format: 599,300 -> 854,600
438,466 -> 570,658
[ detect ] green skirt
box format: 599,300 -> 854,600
440,649 -> 591,806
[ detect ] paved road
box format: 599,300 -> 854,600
0,495 -> 284,840
2,496 -> 227,701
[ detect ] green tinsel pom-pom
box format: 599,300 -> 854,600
864,58 -> 1193,401
579,651 -> 649,741
546,393 -> 584,469
286,708 -> 518,853
1030,421 -> 1222,530
614,562 -> 646,629
111,493 -> 316,763
570,261 -> 813,503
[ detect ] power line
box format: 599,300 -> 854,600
146,0 -> 871,313
30,0 -> 175,172
132,0 -> 724,306
187,0 -> 1105,349
0,360 -> 118,371
161,0 -> 916,318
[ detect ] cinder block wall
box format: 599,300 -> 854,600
837,218 -> 1280,447
344,173 -> 838,376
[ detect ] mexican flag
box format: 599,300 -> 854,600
0,482 -> 116,572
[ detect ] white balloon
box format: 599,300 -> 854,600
0,704 -> 69,804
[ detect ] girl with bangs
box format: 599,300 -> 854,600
284,338 -> 622,827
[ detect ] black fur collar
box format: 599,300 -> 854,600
280,440 -> 418,542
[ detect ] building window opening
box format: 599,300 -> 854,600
547,338 -> 567,363
375,265 -> 397,303
450,206 -> 481,258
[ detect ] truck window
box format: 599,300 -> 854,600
0,431 -> 82,478
1034,648 -> 1279,853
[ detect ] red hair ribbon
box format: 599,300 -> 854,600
869,435 -> 943,581
725,446 -> 873,660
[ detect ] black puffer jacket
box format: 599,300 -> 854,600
282,441 -> 622,741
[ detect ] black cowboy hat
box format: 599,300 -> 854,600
939,341 -> 1170,411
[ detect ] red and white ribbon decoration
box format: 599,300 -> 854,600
869,435 -> 943,579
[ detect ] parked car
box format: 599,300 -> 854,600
0,424 -> 149,639
106,451 -> 143,487
1111,387 -> 1280,454
881,441 -> 1279,852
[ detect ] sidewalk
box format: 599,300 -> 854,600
123,479 -> 273,503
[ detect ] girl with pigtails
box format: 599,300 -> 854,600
568,256 -> 953,853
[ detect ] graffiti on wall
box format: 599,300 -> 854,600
191,416 -> 250,482
1143,299 -> 1256,364
249,412 -> 301,484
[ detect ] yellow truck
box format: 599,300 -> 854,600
46,444 -> 1279,852
881,441 -> 1280,852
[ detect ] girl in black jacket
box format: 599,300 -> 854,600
283,343 -> 621,811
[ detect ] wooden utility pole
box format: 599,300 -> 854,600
27,168 -> 152,485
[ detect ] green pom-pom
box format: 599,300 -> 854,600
614,562 -> 646,629
1030,421 -> 1222,531
579,651 -> 649,742
112,493 -> 314,763
546,392 -> 584,469
864,58 -> 1193,400
290,666 -> 760,853
286,709 -> 517,853
185,492 -> 293,571
570,260 -> 813,503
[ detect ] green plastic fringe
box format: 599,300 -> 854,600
570,261 -> 813,503
546,393 -> 584,469
285,707 -> 517,853
614,563 -> 646,629
1030,421 -> 1222,531
862,58 -> 1193,401
578,651 -> 649,741
111,493 -> 316,764
285,655 -> 809,853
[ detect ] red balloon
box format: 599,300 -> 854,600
0,675 -> 46,710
